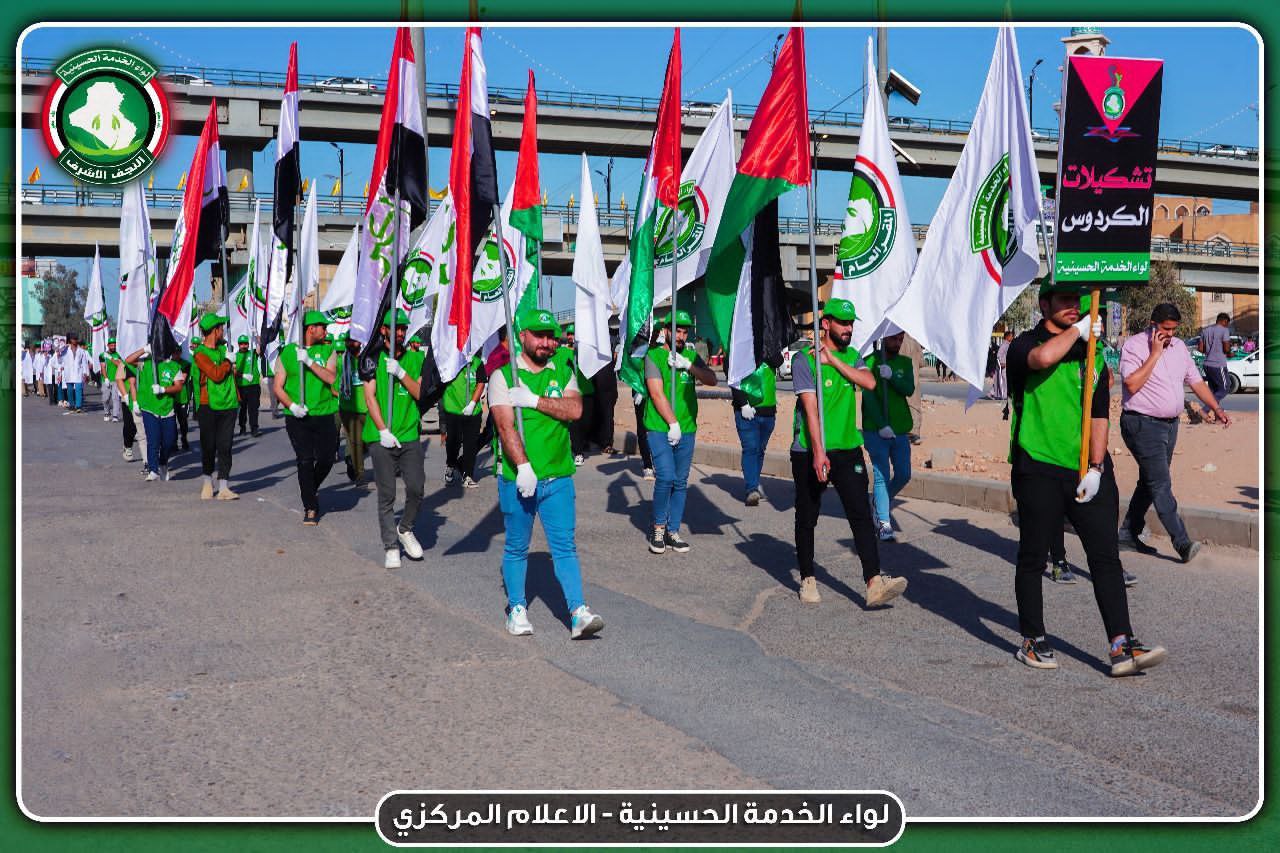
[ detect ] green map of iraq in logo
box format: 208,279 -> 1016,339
41,48 -> 170,186
471,226 -> 519,304
969,153 -> 1019,282
837,157 -> 899,279
655,180 -> 708,268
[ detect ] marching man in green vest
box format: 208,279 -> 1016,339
643,309 -> 718,555
234,334 -> 262,437
1006,282 -> 1166,677
489,307 -> 604,640
273,310 -> 340,526
338,335 -> 370,488
191,313 -> 241,500
441,354 -> 487,488
791,298 -> 907,608
360,309 -> 428,570
123,343 -> 187,483
861,330 -> 915,541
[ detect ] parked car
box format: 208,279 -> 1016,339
778,339 -> 813,380
1225,349 -> 1260,393
160,72 -> 212,87
1202,144 -> 1253,158
887,116 -> 927,131
316,76 -> 377,93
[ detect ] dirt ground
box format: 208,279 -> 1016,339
611,387 -> 1259,515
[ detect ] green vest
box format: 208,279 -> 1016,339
643,345 -> 699,434
793,347 -> 863,452
560,347 -> 595,395
193,345 -> 239,411
860,352 -> 914,435
338,352 -> 367,415
280,343 -> 338,416
177,358 -> 192,405
234,349 -> 261,387
1010,343 -> 1105,471
103,352 -> 122,383
494,357 -> 576,482
741,362 -> 777,408
442,356 -> 484,415
362,349 -> 426,443
135,358 -> 182,417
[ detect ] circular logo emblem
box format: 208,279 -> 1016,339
969,154 -> 1018,283
655,180 -> 709,268
471,233 -> 518,304
836,156 -> 899,280
400,249 -> 437,309
325,305 -> 353,326
87,310 -> 108,331
41,48 -> 170,187
1102,66 -> 1126,121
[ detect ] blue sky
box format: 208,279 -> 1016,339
20,23 -> 1261,315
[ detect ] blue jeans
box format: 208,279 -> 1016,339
734,410 -> 776,493
862,429 -> 912,526
66,382 -> 83,409
647,430 -> 696,532
498,476 -> 585,613
142,412 -> 178,473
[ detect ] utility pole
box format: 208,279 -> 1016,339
594,157 -> 614,213
1028,58 -> 1044,132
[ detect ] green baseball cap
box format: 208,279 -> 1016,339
107,336 -> 116,344
381,308 -> 410,326
516,307 -> 562,337
822,298 -> 857,322
656,309 -> 694,328
563,323 -> 576,336
303,310 -> 329,328
1038,280 -> 1082,297
237,335 -> 250,344
198,312 -> 228,333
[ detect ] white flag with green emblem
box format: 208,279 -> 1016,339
885,26 -> 1041,392
401,195 -> 453,343
320,223 -> 360,337
833,38 -> 916,353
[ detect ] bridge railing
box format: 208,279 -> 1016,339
20,56 -> 1258,161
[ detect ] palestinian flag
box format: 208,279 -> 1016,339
617,28 -> 682,394
154,100 -> 227,355
351,26 -> 430,347
444,27 -> 500,346
511,70 -> 542,318
705,27 -> 810,385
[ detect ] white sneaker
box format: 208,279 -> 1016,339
384,549 -> 402,570
160,465 -> 170,482
462,476 -> 478,489
574,454 -> 585,466
570,605 -> 604,639
112,417 -> 120,423
506,604 -> 533,636
642,467 -> 656,481
122,447 -> 134,461
878,521 -> 896,542
144,470 -> 159,482
397,528 -> 424,560
103,415 -> 110,422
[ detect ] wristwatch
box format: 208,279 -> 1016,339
1088,462 -> 1104,472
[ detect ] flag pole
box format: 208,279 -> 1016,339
493,201 -> 525,438
295,191 -> 306,409
386,186 -> 400,426
218,229 -> 232,353
667,217 -> 679,423
804,167 -> 826,449
1077,286 -> 1101,480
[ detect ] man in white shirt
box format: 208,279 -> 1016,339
61,336 -> 91,414
20,345 -> 34,397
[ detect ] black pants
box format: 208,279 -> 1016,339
570,394 -> 594,456
791,448 -> 881,583
237,384 -> 261,434
122,407 -> 136,449
634,399 -> 653,469
285,414 -> 339,513
591,369 -> 618,449
175,399 -> 190,445
196,407 -> 236,479
443,410 -> 482,479
1012,464 -> 1133,641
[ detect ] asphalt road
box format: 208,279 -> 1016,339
20,387 -> 1260,819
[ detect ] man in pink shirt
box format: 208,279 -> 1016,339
1118,303 -> 1230,564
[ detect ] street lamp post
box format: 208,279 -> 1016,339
594,157 -> 614,213
1028,58 -> 1044,132
328,141 -> 345,215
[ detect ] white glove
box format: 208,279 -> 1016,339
666,421 -> 682,446
633,392 -> 645,407
1072,314 -> 1103,340
131,401 -> 141,415
150,383 -> 164,395
515,462 -> 537,498
878,426 -> 896,440
878,364 -> 893,379
509,384 -> 541,409
740,403 -> 756,421
296,349 -> 312,366
288,402 -> 308,418
667,351 -> 693,370
1076,468 -> 1102,503
378,428 -> 401,449
385,357 -> 405,379
140,344 -> 151,358
242,373 -> 253,382
461,400 -> 477,416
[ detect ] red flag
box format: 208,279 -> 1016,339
737,27 -> 811,186
651,29 -> 683,208
157,100 -> 219,327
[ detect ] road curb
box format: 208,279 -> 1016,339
613,426 -> 1257,550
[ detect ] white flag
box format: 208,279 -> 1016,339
319,224 -> 360,338
245,200 -> 264,347
834,38 -> 916,353
885,27 -> 1041,392
285,183 -> 320,345
228,271 -> 250,345
117,181 -> 156,356
572,154 -> 611,378
400,196 -> 453,342
82,242 -> 109,357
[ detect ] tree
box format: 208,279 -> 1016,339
998,283 -> 1040,334
1119,260 -> 1198,339
35,263 -> 89,340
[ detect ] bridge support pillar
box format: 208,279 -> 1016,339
226,143 -> 255,196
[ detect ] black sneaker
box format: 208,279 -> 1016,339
1110,636 -> 1167,677
648,526 -> 667,555
1047,559 -> 1078,584
1118,526 -> 1158,555
1177,541 -> 1202,564
665,531 -> 690,553
1016,636 -> 1058,670
1123,570 -> 1138,587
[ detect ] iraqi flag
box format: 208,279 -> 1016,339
261,43 -> 301,354
443,26 -> 500,347
884,27 -> 1041,394
154,99 -> 228,356
616,28 -> 682,394
833,37 -> 916,354
705,27 -> 809,389
350,26 -> 429,347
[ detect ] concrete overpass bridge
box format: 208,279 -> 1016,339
19,57 -> 1260,204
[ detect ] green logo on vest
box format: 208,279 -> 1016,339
655,180 -> 708,268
